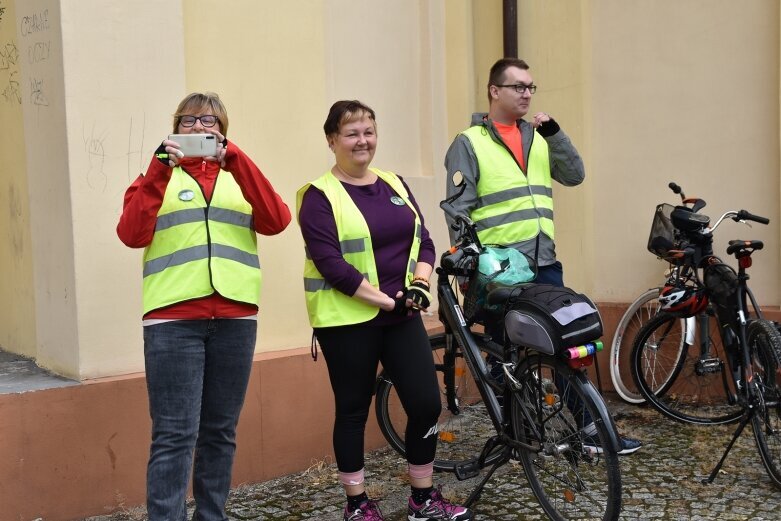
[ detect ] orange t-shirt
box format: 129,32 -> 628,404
494,121 -> 525,171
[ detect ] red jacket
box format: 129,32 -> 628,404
117,142 -> 291,319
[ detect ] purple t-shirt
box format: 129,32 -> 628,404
299,174 -> 436,326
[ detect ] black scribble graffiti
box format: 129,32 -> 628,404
20,10 -> 49,37
0,41 -> 18,70
84,123 -> 108,192
2,70 -> 20,104
29,77 -> 48,106
0,7 -> 6,24
126,114 -> 148,181
27,40 -> 50,64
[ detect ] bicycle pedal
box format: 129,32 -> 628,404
454,461 -> 481,481
695,358 -> 723,375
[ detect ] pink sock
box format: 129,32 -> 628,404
338,469 -> 365,487
408,461 -> 434,480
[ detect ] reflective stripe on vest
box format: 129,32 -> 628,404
142,167 -> 260,314
295,168 -> 421,328
462,125 -> 554,245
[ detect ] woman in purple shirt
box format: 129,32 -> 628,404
297,100 -> 472,521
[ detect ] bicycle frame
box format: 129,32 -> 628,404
434,265 -> 621,463
696,245 -> 774,482
434,267 -> 519,445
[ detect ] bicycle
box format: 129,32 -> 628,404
609,280 -> 695,404
630,182 -> 781,487
610,287 -> 664,403
374,175 -> 622,520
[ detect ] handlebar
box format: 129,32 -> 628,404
668,182 -> 684,197
736,209 -> 770,225
657,182 -> 770,267
667,181 -> 769,232
438,213 -> 482,275
708,209 -> 771,232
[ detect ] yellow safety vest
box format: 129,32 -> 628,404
142,167 -> 261,314
462,125 -> 554,246
296,168 -> 421,327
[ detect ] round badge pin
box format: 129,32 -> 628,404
390,196 -> 405,206
178,189 -> 195,202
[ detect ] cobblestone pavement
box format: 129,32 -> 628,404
87,395 -> 781,520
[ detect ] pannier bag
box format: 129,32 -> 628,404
504,284 -> 603,355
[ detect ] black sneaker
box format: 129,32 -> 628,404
617,435 -> 643,455
582,431 -> 642,456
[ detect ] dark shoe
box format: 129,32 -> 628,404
407,486 -> 472,520
344,499 -> 384,520
582,426 -> 642,456
617,435 -> 643,455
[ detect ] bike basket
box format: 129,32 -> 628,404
462,246 -> 535,321
647,203 -> 676,257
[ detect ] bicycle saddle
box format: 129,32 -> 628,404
726,240 -> 763,256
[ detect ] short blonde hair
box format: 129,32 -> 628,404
173,92 -> 229,136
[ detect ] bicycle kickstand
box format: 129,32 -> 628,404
463,446 -> 512,508
702,411 -> 752,484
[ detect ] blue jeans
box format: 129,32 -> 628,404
143,319 -> 257,521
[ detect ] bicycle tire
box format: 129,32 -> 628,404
748,319 -> 781,488
511,354 -> 622,521
375,332 -> 504,472
610,288 -> 664,404
631,312 -> 743,425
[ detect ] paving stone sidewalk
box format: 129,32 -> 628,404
86,395 -> 781,520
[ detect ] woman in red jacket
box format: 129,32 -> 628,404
117,92 -> 290,521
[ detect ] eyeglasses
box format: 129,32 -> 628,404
495,83 -> 537,94
180,115 -> 219,128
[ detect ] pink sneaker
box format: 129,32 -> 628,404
344,499 -> 385,520
407,487 -> 472,520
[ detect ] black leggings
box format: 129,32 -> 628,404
315,317 -> 441,472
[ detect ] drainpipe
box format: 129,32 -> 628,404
503,0 -> 518,58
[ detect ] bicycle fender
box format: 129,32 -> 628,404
579,375 -> 622,453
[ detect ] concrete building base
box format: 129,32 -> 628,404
3,304 -> 779,521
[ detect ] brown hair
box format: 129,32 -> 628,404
323,100 -> 376,138
487,58 -> 530,103
173,92 -> 229,136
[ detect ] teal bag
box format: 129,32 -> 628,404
463,246 -> 535,319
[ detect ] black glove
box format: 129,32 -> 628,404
405,280 -> 431,310
536,117 -> 560,137
391,293 -> 411,315
154,141 -> 170,166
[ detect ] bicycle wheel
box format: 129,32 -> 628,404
748,319 -> 781,487
631,312 -> 743,425
610,288 -> 664,404
511,354 -> 622,521
375,332 -> 504,471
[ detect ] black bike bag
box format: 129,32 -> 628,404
503,284 -> 603,355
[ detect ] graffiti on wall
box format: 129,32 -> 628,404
0,1 -> 20,105
16,7 -> 52,110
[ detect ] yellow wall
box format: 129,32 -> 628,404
0,0 -> 779,380
0,0 -> 36,358
587,0 -> 779,302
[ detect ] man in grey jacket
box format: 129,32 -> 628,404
444,57 -> 642,455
